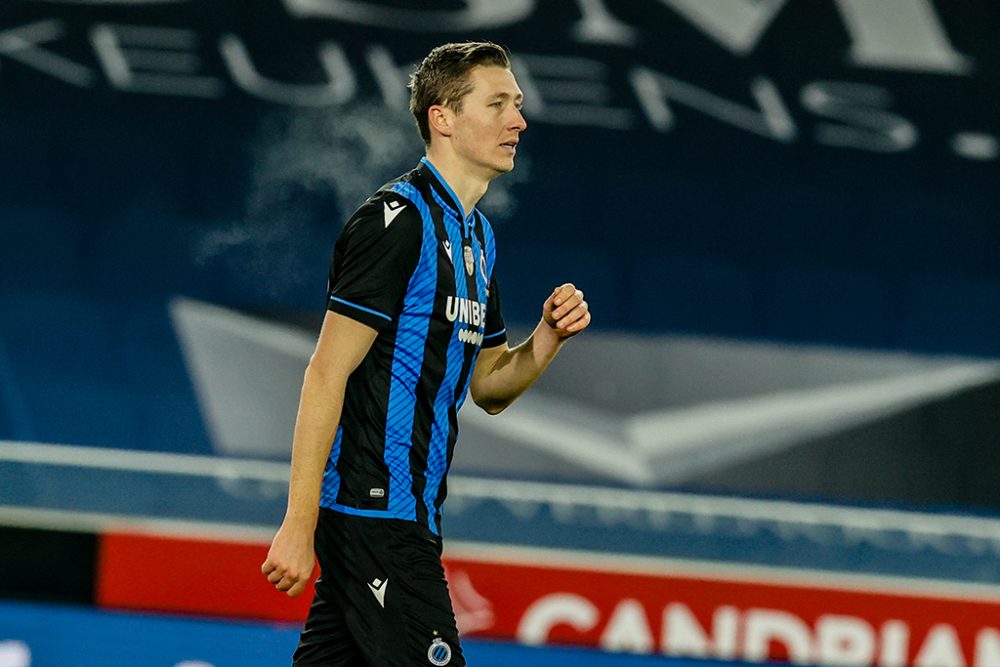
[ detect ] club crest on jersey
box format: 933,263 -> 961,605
427,638 -> 452,666
463,246 -> 475,276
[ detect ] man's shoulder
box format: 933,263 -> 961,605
345,175 -> 425,236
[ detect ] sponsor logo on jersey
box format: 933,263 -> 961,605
457,329 -> 484,346
446,296 -> 486,327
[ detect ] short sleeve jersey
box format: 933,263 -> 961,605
321,157 -> 506,535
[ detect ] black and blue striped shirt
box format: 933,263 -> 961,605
321,158 -> 506,535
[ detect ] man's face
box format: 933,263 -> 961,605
449,66 -> 527,179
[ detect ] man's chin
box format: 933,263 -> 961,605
494,158 -> 516,174
479,158 -> 515,181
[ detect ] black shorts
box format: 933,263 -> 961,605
293,509 -> 466,667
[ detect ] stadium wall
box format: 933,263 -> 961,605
3,522 -> 1000,666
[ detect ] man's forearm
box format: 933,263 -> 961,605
474,321 -> 564,414
283,362 -> 347,528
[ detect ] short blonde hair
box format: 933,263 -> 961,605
408,41 -> 511,146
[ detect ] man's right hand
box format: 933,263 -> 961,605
261,522 -> 315,598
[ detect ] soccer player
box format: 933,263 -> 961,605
261,41 -> 591,666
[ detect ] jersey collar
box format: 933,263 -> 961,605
419,157 -> 477,228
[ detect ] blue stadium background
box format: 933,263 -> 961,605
2,0 -> 997,456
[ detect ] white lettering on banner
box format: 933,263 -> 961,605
0,20 -> 95,87
816,615 -> 877,667
365,45 -> 412,112
662,603 -> 739,659
0,640 -> 30,667
0,6 -> 992,162
834,0 -> 972,74
511,595 -> 1000,666
599,599 -> 655,653
516,593 -> 600,645
90,24 -> 223,97
744,609 -> 813,664
800,82 -> 918,153
975,629 -> 1000,667
629,69 -> 797,142
514,55 -> 635,131
657,0 -> 968,75
569,0 -> 639,47
280,0 -> 968,76
220,36 -> 355,106
879,621 -> 910,667
915,625 -> 965,667
281,0 -> 534,31
658,0 -> 790,56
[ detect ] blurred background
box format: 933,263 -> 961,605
1,1 -> 999,665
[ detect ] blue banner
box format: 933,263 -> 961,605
0,600 -> 725,667
2,0 -> 997,349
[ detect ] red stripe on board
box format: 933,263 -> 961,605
96,532 -> 1000,665
96,532 -> 316,622
443,558 -> 1000,665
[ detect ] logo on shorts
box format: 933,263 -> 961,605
367,577 -> 388,608
427,638 -> 452,666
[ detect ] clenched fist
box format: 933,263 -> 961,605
542,283 -> 591,338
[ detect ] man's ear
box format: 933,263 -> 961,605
428,104 -> 453,138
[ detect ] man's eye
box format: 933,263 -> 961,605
491,101 -> 503,107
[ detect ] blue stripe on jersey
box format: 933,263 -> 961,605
328,295 -> 392,322
481,210 -> 498,279
381,181 -> 437,521
423,194 -> 468,534
483,329 -> 506,340
319,426 -> 344,506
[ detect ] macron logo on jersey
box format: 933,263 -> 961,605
383,200 -> 406,228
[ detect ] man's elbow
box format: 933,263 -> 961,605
303,355 -> 347,391
472,392 -> 508,415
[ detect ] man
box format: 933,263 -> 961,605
261,41 -> 591,666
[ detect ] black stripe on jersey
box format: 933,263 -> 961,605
431,222 -> 487,527
408,194 -> 454,529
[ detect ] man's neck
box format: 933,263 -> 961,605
423,149 -> 491,219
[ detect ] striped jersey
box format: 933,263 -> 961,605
321,157 -> 507,535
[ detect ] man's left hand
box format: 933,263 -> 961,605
542,283 -> 591,338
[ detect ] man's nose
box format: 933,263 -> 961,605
510,108 -> 527,132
